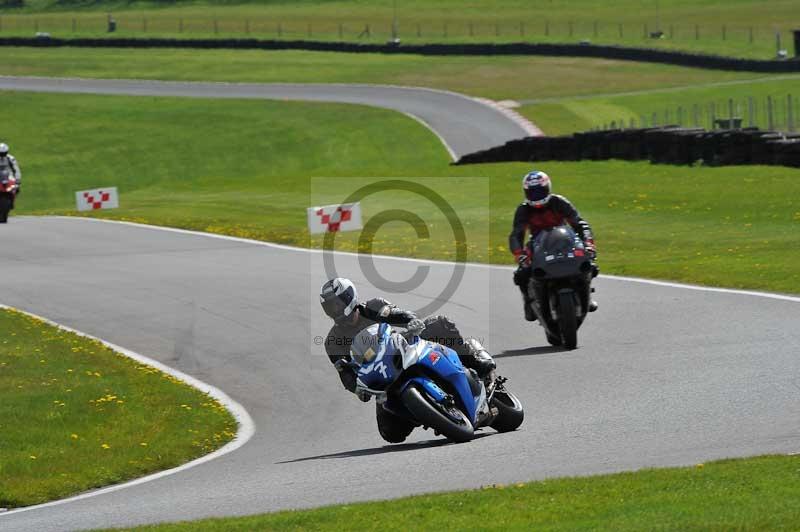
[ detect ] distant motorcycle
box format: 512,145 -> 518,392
525,225 -> 596,349
0,168 -> 18,223
349,323 -> 524,443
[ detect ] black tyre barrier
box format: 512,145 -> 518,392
2,36 -> 800,73
455,127 -> 800,169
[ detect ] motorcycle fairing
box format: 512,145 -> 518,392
398,339 -> 483,423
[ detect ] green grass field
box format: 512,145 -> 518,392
105,454 -> 800,531
6,90 -> 800,294
2,0 -> 798,59
520,76 -> 800,135
0,308 -> 237,508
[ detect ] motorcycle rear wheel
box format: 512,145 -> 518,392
401,384 -> 473,443
557,290 -> 578,350
489,389 -> 524,433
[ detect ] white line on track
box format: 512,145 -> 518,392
0,303 -> 256,517
50,216 -> 800,305
401,112 -> 458,161
3,214 -> 798,515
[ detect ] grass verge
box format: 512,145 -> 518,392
5,91 -> 799,294
519,76 -> 800,135
0,307 -> 237,508
2,0 -> 799,59
106,454 -> 800,531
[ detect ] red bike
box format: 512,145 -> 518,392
0,168 -> 18,223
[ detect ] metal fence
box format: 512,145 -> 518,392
0,14 -> 794,50
595,94 -> 799,133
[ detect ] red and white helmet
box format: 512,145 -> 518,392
522,170 -> 551,207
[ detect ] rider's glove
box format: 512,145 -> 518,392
406,318 -> 425,336
355,386 -> 371,402
584,239 -> 596,257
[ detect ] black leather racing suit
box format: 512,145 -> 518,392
324,298 -> 476,393
509,195 -> 597,298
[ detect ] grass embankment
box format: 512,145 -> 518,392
520,76 -> 800,135
6,90 -> 800,294
107,454 -> 800,531
2,0 -> 798,59
0,47 -> 769,102
0,308 -> 237,508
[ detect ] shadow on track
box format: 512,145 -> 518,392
495,346 -> 565,358
277,434 -> 492,464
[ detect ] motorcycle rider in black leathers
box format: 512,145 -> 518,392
510,170 -> 598,321
320,277 -> 496,443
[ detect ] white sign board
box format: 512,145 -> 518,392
75,187 -> 119,212
307,202 -> 362,234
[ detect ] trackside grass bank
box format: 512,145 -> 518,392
106,454 -> 800,531
519,76 -> 800,135
0,307 -> 237,508
3,0 -> 799,59
6,91 -> 800,294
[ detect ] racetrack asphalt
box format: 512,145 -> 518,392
0,76 -> 534,159
0,76 -> 799,531
1,217 -> 798,531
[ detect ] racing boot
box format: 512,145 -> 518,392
523,296 -> 537,321
465,337 -> 496,380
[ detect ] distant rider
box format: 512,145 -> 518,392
0,143 -> 21,195
509,170 -> 598,321
319,278 -> 495,442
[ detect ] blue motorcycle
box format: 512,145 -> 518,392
348,323 -> 524,443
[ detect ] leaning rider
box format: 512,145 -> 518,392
509,170 -> 598,321
319,278 -> 495,442
320,278 -> 495,392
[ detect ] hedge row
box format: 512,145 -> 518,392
455,127 -> 800,168
1,36 -> 799,73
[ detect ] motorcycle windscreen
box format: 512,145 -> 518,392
531,226 -> 588,277
356,326 -> 401,390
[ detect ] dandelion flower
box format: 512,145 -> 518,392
71,434 -> 78,439
101,443 -> 110,450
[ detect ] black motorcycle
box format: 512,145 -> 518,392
525,225 -> 596,349
0,168 -> 18,224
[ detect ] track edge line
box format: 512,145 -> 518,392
0,303 -> 256,518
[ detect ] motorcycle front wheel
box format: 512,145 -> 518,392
401,384 -> 474,443
489,389 -> 524,433
0,195 -> 11,223
557,290 -> 578,349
